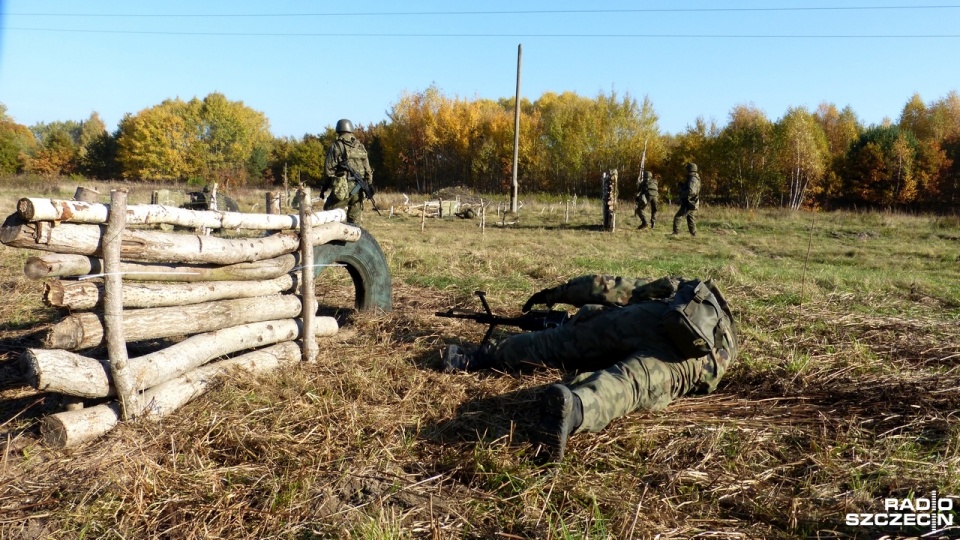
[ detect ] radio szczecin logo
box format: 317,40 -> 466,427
846,492 -> 955,530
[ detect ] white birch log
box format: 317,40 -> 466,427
44,294 -> 303,350
40,342 -> 301,448
44,274 -> 298,310
24,253 -> 298,281
24,317 -> 339,398
1,213 -> 299,264
17,198 -> 347,230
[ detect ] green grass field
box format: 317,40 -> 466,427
1,183 -> 959,539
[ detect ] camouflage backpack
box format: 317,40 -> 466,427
660,279 -> 734,359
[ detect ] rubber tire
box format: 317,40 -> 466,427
313,227 -> 392,312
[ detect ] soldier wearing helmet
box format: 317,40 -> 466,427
321,118 -> 373,224
635,170 -> 659,230
673,162 -> 701,236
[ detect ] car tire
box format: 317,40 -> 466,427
312,227 -> 392,311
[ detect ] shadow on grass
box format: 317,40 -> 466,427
417,383 -> 551,449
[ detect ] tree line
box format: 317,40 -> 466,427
2,88 -> 959,210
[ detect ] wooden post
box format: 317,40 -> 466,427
266,192 -> 281,215
480,200 -> 486,235
299,187 -> 318,363
73,186 -> 100,203
602,170 -> 618,232
420,202 -> 426,233
565,199 -> 570,223
283,163 -> 289,211
104,189 -> 141,420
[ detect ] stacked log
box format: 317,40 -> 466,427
1,194 -> 360,448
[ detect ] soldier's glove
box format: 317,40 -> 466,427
522,289 -> 551,312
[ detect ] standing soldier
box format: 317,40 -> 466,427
635,170 -> 659,230
321,119 -> 373,225
673,162 -> 701,236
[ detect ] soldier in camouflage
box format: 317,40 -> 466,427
673,162 -> 701,236
321,119 -> 373,224
444,274 -> 738,462
635,170 -> 659,229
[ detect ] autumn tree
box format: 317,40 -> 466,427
897,92 -> 960,206
714,105 -> 775,207
813,103 -> 861,202
116,100 -> 194,180
26,121 -> 81,176
381,87 -> 443,193
772,107 -> 829,209
193,93 -> 272,187
116,93 -> 270,185
0,104 -> 38,175
842,125 -> 920,206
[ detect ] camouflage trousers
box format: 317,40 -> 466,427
673,201 -> 697,235
323,178 -> 365,225
635,196 -> 658,227
489,302 -> 732,432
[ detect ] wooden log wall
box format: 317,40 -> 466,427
1,193 -> 360,448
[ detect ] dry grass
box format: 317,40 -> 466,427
0,184 -> 959,539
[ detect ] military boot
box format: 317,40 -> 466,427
443,343 -> 496,372
534,384 -> 583,463
443,345 -> 474,372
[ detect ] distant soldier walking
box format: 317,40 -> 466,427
635,170 -> 659,229
321,119 -> 373,225
673,163 -> 701,236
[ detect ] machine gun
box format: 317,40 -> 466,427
436,290 -> 569,343
338,161 -> 383,216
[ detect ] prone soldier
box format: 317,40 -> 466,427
443,274 -> 737,463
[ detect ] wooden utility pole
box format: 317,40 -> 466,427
510,44 -> 522,213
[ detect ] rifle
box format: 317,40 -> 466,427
635,139 -> 649,209
637,138 -> 648,189
435,290 -> 569,343
338,161 -> 383,216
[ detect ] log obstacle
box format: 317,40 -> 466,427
1,191 -> 393,448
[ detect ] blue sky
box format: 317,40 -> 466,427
0,1 -> 957,138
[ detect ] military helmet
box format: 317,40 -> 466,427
642,171 -> 653,180
202,185 -> 211,193
687,163 -> 698,172
335,118 -> 354,133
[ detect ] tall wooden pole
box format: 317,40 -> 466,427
104,189 -> 141,419
299,188 -> 318,363
510,44 -> 522,213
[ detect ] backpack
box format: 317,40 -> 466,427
660,279 -> 733,359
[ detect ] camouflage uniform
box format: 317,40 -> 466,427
484,275 -> 737,433
673,164 -> 701,236
635,171 -> 659,229
322,127 -> 373,225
